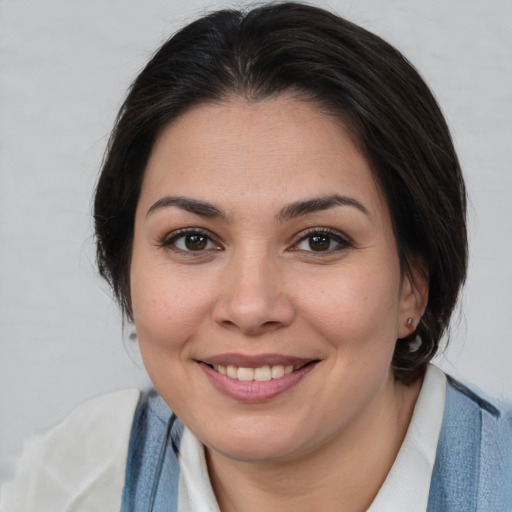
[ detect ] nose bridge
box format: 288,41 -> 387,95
213,243 -> 294,333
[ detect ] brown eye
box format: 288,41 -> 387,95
185,234 -> 208,251
165,230 -> 219,253
308,235 -> 331,251
294,229 -> 352,254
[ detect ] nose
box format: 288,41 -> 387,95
212,248 -> 295,336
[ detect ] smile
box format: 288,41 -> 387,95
211,363 -> 305,381
199,357 -> 318,402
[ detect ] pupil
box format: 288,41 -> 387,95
185,235 -> 207,251
309,235 -> 330,251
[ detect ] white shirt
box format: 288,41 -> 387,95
178,364 -> 447,512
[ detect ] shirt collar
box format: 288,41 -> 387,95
367,364 -> 446,511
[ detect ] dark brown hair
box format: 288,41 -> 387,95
94,2 -> 467,384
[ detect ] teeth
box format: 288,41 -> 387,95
254,365 -> 271,381
237,367 -> 254,381
271,365 -> 284,379
212,363 -> 304,381
226,365 -> 238,379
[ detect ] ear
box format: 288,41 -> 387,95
397,259 -> 429,339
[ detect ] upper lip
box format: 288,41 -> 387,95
199,353 -> 317,368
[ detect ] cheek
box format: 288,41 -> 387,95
294,263 -> 401,352
130,274 -> 212,399
132,278 -> 208,345
130,253 -> 213,357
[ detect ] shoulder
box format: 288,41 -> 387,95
443,375 -> 512,456
0,389 -> 141,512
122,389 -> 184,511
429,374 -> 512,511
445,374 -> 505,419
446,375 -> 512,470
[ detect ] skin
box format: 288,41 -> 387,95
130,96 -> 428,511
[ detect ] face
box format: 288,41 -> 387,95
130,96 -> 424,464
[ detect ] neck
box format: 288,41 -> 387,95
206,374 -> 422,512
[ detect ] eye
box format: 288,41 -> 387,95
163,229 -> 221,253
293,229 -> 352,253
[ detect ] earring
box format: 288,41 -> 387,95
406,317 -> 413,327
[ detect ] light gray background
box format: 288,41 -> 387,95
1,0 -> 511,482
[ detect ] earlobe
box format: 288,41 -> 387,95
398,265 -> 429,338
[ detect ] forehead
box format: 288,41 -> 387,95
139,96 -> 385,216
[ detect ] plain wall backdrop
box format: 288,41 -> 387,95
1,0 -> 511,482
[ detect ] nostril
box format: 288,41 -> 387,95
262,321 -> 281,328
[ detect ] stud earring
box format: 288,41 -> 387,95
406,317 -> 414,327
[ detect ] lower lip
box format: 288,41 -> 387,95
199,362 -> 317,402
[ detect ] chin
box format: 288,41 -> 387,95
197,416 -> 318,464
209,438 -> 300,464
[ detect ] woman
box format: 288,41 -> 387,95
2,3 -> 510,511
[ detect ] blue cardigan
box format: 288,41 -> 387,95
121,378 -> 512,512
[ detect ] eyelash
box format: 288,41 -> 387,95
161,228 -> 221,255
291,228 -> 353,254
161,227 -> 352,257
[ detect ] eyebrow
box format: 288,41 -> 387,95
276,194 -> 369,222
146,193 -> 368,222
146,196 -> 228,221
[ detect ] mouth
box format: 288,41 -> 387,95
204,362 -> 310,382
197,355 -> 319,402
